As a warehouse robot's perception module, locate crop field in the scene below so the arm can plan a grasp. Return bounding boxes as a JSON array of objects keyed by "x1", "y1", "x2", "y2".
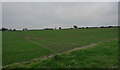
[{"x1": 2, "y1": 28, "x2": 118, "y2": 68}]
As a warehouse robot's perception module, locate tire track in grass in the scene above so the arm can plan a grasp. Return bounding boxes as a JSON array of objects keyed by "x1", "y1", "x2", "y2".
[
  {"x1": 2, "y1": 38, "x2": 117, "y2": 68},
  {"x1": 13, "y1": 32, "x2": 55, "y2": 53},
  {"x1": 24, "y1": 37, "x2": 57, "y2": 53}
]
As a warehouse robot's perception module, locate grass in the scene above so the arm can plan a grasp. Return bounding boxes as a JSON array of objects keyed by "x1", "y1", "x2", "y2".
[
  {"x1": 0, "y1": 32, "x2": 2, "y2": 69},
  {"x1": 3, "y1": 32, "x2": 51, "y2": 66},
  {"x1": 3, "y1": 40, "x2": 118, "y2": 68},
  {"x1": 2, "y1": 28, "x2": 118, "y2": 66},
  {"x1": 28, "y1": 40, "x2": 118, "y2": 68}
]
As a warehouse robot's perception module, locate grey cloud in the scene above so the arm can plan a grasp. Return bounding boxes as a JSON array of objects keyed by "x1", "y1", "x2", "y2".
[{"x1": 2, "y1": 2, "x2": 118, "y2": 29}]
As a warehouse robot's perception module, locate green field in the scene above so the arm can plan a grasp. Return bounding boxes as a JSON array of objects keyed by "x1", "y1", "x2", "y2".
[
  {"x1": 2, "y1": 28, "x2": 118, "y2": 68},
  {"x1": 20, "y1": 40, "x2": 118, "y2": 68}
]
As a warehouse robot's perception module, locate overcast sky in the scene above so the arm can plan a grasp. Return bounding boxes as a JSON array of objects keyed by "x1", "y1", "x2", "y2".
[{"x1": 2, "y1": 2, "x2": 118, "y2": 29}]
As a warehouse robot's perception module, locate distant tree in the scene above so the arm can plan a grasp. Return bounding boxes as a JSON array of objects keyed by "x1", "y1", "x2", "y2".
[
  {"x1": 82, "y1": 27, "x2": 85, "y2": 29},
  {"x1": 44, "y1": 28, "x2": 54, "y2": 30},
  {"x1": 73, "y1": 25, "x2": 78, "y2": 29},
  {"x1": 59, "y1": 27, "x2": 62, "y2": 29},
  {"x1": 2, "y1": 28, "x2": 8, "y2": 31},
  {"x1": 86, "y1": 27, "x2": 88, "y2": 28},
  {"x1": 55, "y1": 28, "x2": 56, "y2": 30},
  {"x1": 108, "y1": 26, "x2": 113, "y2": 28},
  {"x1": 13, "y1": 29, "x2": 16, "y2": 31},
  {"x1": 23, "y1": 28, "x2": 28, "y2": 31},
  {"x1": 70, "y1": 28, "x2": 73, "y2": 29},
  {"x1": 118, "y1": 26, "x2": 120, "y2": 28},
  {"x1": 9, "y1": 29, "x2": 12, "y2": 31},
  {"x1": 100, "y1": 26, "x2": 105, "y2": 28}
]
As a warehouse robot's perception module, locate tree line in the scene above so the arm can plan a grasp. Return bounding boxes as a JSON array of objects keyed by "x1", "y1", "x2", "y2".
[{"x1": 1, "y1": 25, "x2": 120, "y2": 31}]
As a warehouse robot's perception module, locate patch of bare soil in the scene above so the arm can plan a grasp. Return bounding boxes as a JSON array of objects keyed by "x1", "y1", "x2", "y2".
[{"x1": 32, "y1": 37, "x2": 45, "y2": 40}]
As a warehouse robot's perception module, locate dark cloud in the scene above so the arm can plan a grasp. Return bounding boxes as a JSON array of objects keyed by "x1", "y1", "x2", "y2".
[{"x1": 2, "y1": 2, "x2": 118, "y2": 29}]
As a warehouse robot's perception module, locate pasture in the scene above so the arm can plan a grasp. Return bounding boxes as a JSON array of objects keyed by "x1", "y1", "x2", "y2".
[
  {"x1": 28, "y1": 40, "x2": 118, "y2": 68},
  {"x1": 2, "y1": 28, "x2": 118, "y2": 68}
]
